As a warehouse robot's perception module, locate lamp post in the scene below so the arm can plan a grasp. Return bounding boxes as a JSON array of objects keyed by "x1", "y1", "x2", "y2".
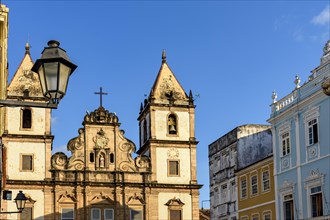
[
  {"x1": 0, "y1": 40, "x2": 77, "y2": 214},
  {"x1": 0, "y1": 191, "x2": 27, "y2": 214},
  {"x1": 0, "y1": 40, "x2": 77, "y2": 108}
]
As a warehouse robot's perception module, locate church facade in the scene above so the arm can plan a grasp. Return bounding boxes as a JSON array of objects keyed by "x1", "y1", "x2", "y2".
[{"x1": 0, "y1": 29, "x2": 201, "y2": 220}]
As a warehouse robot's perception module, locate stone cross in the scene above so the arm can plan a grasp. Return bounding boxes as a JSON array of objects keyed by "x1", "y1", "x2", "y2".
[{"x1": 94, "y1": 87, "x2": 108, "y2": 107}]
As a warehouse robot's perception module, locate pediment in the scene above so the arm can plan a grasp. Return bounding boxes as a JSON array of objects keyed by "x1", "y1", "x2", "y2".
[
  {"x1": 150, "y1": 61, "x2": 188, "y2": 101},
  {"x1": 58, "y1": 191, "x2": 77, "y2": 203},
  {"x1": 127, "y1": 193, "x2": 145, "y2": 205},
  {"x1": 7, "y1": 53, "x2": 43, "y2": 98},
  {"x1": 90, "y1": 192, "x2": 113, "y2": 204}
]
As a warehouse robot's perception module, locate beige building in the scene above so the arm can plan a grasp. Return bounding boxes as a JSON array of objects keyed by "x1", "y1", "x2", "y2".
[{"x1": 0, "y1": 39, "x2": 201, "y2": 219}]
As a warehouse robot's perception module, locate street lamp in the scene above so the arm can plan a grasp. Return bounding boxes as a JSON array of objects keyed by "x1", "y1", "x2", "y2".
[
  {"x1": 0, "y1": 191, "x2": 28, "y2": 214},
  {"x1": 0, "y1": 40, "x2": 77, "y2": 109},
  {"x1": 14, "y1": 191, "x2": 27, "y2": 212}
]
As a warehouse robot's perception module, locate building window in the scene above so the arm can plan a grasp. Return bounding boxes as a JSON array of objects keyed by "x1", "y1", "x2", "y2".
[
  {"x1": 169, "y1": 210, "x2": 182, "y2": 220},
  {"x1": 281, "y1": 132, "x2": 290, "y2": 156},
  {"x1": 91, "y1": 208, "x2": 101, "y2": 220},
  {"x1": 21, "y1": 154, "x2": 33, "y2": 171},
  {"x1": 22, "y1": 108, "x2": 32, "y2": 129},
  {"x1": 221, "y1": 184, "x2": 227, "y2": 202},
  {"x1": 240, "y1": 216, "x2": 248, "y2": 220},
  {"x1": 168, "y1": 160, "x2": 179, "y2": 176},
  {"x1": 109, "y1": 153, "x2": 114, "y2": 163},
  {"x1": 252, "y1": 214, "x2": 259, "y2": 220},
  {"x1": 143, "y1": 120, "x2": 147, "y2": 143},
  {"x1": 311, "y1": 186, "x2": 323, "y2": 217},
  {"x1": 91, "y1": 208, "x2": 114, "y2": 220},
  {"x1": 240, "y1": 177, "x2": 247, "y2": 199},
  {"x1": 130, "y1": 209, "x2": 143, "y2": 220},
  {"x1": 168, "y1": 114, "x2": 177, "y2": 135},
  {"x1": 104, "y1": 209, "x2": 114, "y2": 220},
  {"x1": 90, "y1": 152, "x2": 95, "y2": 163},
  {"x1": 262, "y1": 170, "x2": 270, "y2": 192},
  {"x1": 251, "y1": 174, "x2": 258, "y2": 195},
  {"x1": 263, "y1": 211, "x2": 271, "y2": 220},
  {"x1": 308, "y1": 118, "x2": 318, "y2": 145},
  {"x1": 283, "y1": 194, "x2": 294, "y2": 220},
  {"x1": 61, "y1": 208, "x2": 74, "y2": 220}
]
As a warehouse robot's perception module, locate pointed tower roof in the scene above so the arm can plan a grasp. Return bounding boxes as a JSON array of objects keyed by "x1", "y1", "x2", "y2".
[
  {"x1": 149, "y1": 50, "x2": 188, "y2": 103},
  {"x1": 7, "y1": 43, "x2": 43, "y2": 98}
]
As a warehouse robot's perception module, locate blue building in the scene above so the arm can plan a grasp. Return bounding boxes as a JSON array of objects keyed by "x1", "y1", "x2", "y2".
[{"x1": 268, "y1": 40, "x2": 330, "y2": 220}]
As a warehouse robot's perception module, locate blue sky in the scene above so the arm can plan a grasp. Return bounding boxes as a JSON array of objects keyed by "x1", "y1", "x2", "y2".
[{"x1": 3, "y1": 1, "x2": 330, "y2": 208}]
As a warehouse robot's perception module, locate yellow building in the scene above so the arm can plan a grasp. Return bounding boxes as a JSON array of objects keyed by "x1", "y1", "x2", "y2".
[{"x1": 237, "y1": 156, "x2": 275, "y2": 220}]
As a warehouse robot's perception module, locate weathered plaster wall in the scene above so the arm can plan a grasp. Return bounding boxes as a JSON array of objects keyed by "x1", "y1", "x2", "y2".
[
  {"x1": 237, "y1": 129, "x2": 272, "y2": 169},
  {"x1": 7, "y1": 142, "x2": 46, "y2": 180},
  {"x1": 155, "y1": 110, "x2": 190, "y2": 140},
  {"x1": 6, "y1": 107, "x2": 47, "y2": 135},
  {"x1": 158, "y1": 192, "x2": 192, "y2": 220},
  {"x1": 156, "y1": 148, "x2": 191, "y2": 184}
]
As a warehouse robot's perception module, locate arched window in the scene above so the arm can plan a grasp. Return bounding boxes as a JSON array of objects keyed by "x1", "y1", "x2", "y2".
[
  {"x1": 22, "y1": 108, "x2": 32, "y2": 129},
  {"x1": 168, "y1": 114, "x2": 177, "y2": 135}
]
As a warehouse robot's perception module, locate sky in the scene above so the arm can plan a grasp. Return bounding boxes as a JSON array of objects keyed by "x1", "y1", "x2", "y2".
[{"x1": 3, "y1": 0, "x2": 330, "y2": 208}]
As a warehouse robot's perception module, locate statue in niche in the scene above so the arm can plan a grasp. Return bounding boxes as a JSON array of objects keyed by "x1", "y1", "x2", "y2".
[{"x1": 99, "y1": 154, "x2": 105, "y2": 168}]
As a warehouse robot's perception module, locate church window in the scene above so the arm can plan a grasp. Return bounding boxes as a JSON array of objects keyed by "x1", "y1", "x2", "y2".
[
  {"x1": 169, "y1": 210, "x2": 182, "y2": 220},
  {"x1": 168, "y1": 114, "x2": 177, "y2": 135},
  {"x1": 143, "y1": 120, "x2": 147, "y2": 143},
  {"x1": 104, "y1": 209, "x2": 114, "y2": 220},
  {"x1": 21, "y1": 154, "x2": 33, "y2": 171},
  {"x1": 90, "y1": 153, "x2": 95, "y2": 163},
  {"x1": 61, "y1": 208, "x2": 74, "y2": 220},
  {"x1": 110, "y1": 153, "x2": 114, "y2": 163},
  {"x1": 168, "y1": 160, "x2": 179, "y2": 176},
  {"x1": 130, "y1": 209, "x2": 143, "y2": 220},
  {"x1": 91, "y1": 208, "x2": 101, "y2": 220},
  {"x1": 22, "y1": 108, "x2": 32, "y2": 129}
]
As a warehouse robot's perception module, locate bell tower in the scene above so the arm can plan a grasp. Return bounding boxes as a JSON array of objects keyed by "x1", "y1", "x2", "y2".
[{"x1": 137, "y1": 50, "x2": 198, "y2": 184}]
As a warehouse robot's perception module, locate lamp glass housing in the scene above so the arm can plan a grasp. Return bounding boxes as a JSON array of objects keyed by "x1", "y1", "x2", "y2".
[{"x1": 14, "y1": 191, "x2": 27, "y2": 212}]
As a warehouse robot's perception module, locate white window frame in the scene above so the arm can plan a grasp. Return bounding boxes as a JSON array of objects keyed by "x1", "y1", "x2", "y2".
[
  {"x1": 278, "y1": 123, "x2": 291, "y2": 157},
  {"x1": 262, "y1": 210, "x2": 272, "y2": 220},
  {"x1": 61, "y1": 208, "x2": 74, "y2": 220},
  {"x1": 91, "y1": 208, "x2": 101, "y2": 220},
  {"x1": 281, "y1": 132, "x2": 290, "y2": 156},
  {"x1": 104, "y1": 208, "x2": 114, "y2": 220},
  {"x1": 250, "y1": 173, "x2": 258, "y2": 196},
  {"x1": 283, "y1": 194, "x2": 294, "y2": 220},
  {"x1": 304, "y1": 107, "x2": 320, "y2": 147},
  {"x1": 240, "y1": 176, "x2": 247, "y2": 200},
  {"x1": 262, "y1": 169, "x2": 270, "y2": 192}
]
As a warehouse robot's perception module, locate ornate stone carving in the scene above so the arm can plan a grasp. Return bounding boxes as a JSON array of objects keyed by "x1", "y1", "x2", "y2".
[
  {"x1": 321, "y1": 40, "x2": 330, "y2": 64},
  {"x1": 127, "y1": 193, "x2": 145, "y2": 205},
  {"x1": 84, "y1": 106, "x2": 119, "y2": 125},
  {"x1": 67, "y1": 128, "x2": 84, "y2": 152},
  {"x1": 135, "y1": 155, "x2": 151, "y2": 170},
  {"x1": 93, "y1": 129, "x2": 109, "y2": 149},
  {"x1": 160, "y1": 75, "x2": 183, "y2": 100},
  {"x1": 165, "y1": 197, "x2": 185, "y2": 206},
  {"x1": 57, "y1": 191, "x2": 77, "y2": 203},
  {"x1": 167, "y1": 148, "x2": 179, "y2": 159},
  {"x1": 51, "y1": 152, "x2": 68, "y2": 170},
  {"x1": 321, "y1": 77, "x2": 330, "y2": 96}
]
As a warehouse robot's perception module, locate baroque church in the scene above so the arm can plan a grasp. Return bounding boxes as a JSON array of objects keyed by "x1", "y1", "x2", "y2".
[{"x1": 0, "y1": 6, "x2": 201, "y2": 219}]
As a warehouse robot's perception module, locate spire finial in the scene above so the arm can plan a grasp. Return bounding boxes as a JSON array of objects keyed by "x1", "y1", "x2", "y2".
[
  {"x1": 25, "y1": 42, "x2": 30, "y2": 55},
  {"x1": 162, "y1": 49, "x2": 166, "y2": 63}
]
